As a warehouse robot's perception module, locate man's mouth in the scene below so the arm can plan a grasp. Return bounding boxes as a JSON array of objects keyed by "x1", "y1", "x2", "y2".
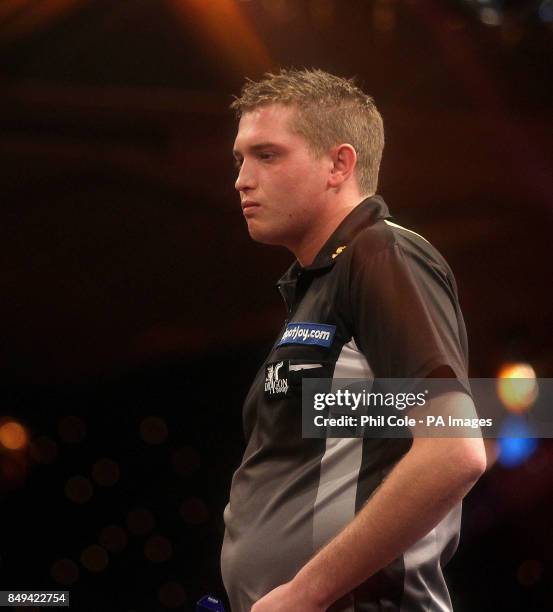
[{"x1": 241, "y1": 200, "x2": 260, "y2": 210}]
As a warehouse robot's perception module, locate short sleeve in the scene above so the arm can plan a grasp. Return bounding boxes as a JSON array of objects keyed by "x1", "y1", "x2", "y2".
[{"x1": 349, "y1": 242, "x2": 469, "y2": 387}]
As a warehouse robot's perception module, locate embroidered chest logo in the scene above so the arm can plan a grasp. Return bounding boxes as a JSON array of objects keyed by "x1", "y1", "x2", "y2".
[
  {"x1": 277, "y1": 322, "x2": 336, "y2": 348},
  {"x1": 265, "y1": 360, "x2": 289, "y2": 400}
]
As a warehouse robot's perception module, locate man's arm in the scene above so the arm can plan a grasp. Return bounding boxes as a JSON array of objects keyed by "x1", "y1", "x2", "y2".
[{"x1": 252, "y1": 391, "x2": 486, "y2": 611}]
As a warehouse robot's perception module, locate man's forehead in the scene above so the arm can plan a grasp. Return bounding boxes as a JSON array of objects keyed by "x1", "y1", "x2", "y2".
[{"x1": 233, "y1": 103, "x2": 299, "y2": 151}]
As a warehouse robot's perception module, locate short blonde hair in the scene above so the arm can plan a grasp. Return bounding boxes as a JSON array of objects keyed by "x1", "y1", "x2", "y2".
[{"x1": 231, "y1": 68, "x2": 384, "y2": 195}]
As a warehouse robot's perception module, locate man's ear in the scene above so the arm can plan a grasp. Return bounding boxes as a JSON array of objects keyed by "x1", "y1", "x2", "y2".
[{"x1": 328, "y1": 144, "x2": 357, "y2": 189}]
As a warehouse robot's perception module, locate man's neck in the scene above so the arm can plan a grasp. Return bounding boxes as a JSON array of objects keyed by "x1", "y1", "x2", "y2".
[{"x1": 293, "y1": 196, "x2": 369, "y2": 267}]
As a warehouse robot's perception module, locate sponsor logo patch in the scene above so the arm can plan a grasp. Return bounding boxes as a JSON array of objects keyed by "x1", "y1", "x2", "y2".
[
  {"x1": 277, "y1": 322, "x2": 336, "y2": 348},
  {"x1": 264, "y1": 360, "x2": 289, "y2": 400}
]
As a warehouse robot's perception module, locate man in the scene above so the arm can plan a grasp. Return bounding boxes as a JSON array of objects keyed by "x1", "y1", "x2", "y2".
[{"x1": 221, "y1": 68, "x2": 485, "y2": 611}]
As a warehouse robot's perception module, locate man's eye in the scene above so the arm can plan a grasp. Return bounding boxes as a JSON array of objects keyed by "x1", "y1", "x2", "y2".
[
  {"x1": 259, "y1": 152, "x2": 274, "y2": 161},
  {"x1": 234, "y1": 159, "x2": 243, "y2": 170}
]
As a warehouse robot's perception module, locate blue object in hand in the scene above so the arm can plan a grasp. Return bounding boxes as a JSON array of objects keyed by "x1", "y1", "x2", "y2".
[{"x1": 196, "y1": 595, "x2": 226, "y2": 612}]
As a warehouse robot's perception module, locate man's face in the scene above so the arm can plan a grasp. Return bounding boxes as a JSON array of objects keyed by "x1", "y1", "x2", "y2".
[{"x1": 233, "y1": 103, "x2": 331, "y2": 248}]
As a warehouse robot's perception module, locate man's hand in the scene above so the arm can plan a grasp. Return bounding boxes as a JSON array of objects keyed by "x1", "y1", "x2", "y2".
[{"x1": 251, "y1": 580, "x2": 326, "y2": 612}]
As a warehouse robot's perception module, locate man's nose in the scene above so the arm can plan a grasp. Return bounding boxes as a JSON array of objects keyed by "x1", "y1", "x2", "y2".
[{"x1": 235, "y1": 160, "x2": 256, "y2": 193}]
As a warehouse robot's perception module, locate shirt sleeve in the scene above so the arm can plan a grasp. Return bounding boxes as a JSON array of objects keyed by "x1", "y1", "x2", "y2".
[{"x1": 349, "y1": 241, "x2": 469, "y2": 391}]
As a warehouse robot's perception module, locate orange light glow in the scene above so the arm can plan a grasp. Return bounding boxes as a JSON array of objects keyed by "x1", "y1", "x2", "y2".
[
  {"x1": 496, "y1": 362, "x2": 538, "y2": 413},
  {"x1": 99, "y1": 525, "x2": 128, "y2": 554},
  {"x1": 50, "y1": 558, "x2": 79, "y2": 586},
  {"x1": 0, "y1": 420, "x2": 29, "y2": 450},
  {"x1": 168, "y1": 0, "x2": 274, "y2": 75},
  {"x1": 80, "y1": 545, "x2": 109, "y2": 572},
  {"x1": 140, "y1": 416, "x2": 168, "y2": 445},
  {"x1": 65, "y1": 475, "x2": 93, "y2": 504},
  {"x1": 144, "y1": 535, "x2": 173, "y2": 563}
]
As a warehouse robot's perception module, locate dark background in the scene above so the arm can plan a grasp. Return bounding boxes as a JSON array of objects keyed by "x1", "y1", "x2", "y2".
[{"x1": 1, "y1": 0, "x2": 552, "y2": 610}]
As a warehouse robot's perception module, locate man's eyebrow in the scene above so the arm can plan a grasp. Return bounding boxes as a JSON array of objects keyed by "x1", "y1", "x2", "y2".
[{"x1": 233, "y1": 142, "x2": 283, "y2": 157}]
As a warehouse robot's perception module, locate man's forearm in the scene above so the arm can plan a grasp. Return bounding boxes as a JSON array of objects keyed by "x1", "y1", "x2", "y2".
[{"x1": 292, "y1": 393, "x2": 486, "y2": 609}]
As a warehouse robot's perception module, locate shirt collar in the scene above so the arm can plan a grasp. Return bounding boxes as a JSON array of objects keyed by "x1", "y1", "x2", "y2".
[{"x1": 278, "y1": 195, "x2": 391, "y2": 284}]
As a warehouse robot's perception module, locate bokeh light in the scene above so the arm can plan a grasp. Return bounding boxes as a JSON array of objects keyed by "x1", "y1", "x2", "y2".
[
  {"x1": 158, "y1": 581, "x2": 187, "y2": 608},
  {"x1": 497, "y1": 416, "x2": 538, "y2": 468},
  {"x1": 99, "y1": 525, "x2": 128, "y2": 554},
  {"x1": 497, "y1": 362, "x2": 538, "y2": 413},
  {"x1": 91, "y1": 458, "x2": 120, "y2": 486},
  {"x1": 480, "y1": 6, "x2": 502, "y2": 26},
  {"x1": 80, "y1": 545, "x2": 109, "y2": 572},
  {"x1": 139, "y1": 416, "x2": 168, "y2": 445},
  {"x1": 64, "y1": 476, "x2": 93, "y2": 504},
  {"x1": 144, "y1": 535, "x2": 172, "y2": 563},
  {"x1": 539, "y1": 0, "x2": 553, "y2": 23},
  {"x1": 0, "y1": 420, "x2": 29, "y2": 450},
  {"x1": 126, "y1": 507, "x2": 155, "y2": 535},
  {"x1": 50, "y1": 558, "x2": 79, "y2": 585}
]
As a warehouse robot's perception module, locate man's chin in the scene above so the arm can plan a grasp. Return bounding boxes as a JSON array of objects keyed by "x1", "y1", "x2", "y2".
[{"x1": 246, "y1": 222, "x2": 283, "y2": 246}]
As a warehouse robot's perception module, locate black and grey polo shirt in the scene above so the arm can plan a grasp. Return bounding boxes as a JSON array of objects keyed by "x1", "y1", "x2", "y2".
[{"x1": 221, "y1": 195, "x2": 469, "y2": 612}]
